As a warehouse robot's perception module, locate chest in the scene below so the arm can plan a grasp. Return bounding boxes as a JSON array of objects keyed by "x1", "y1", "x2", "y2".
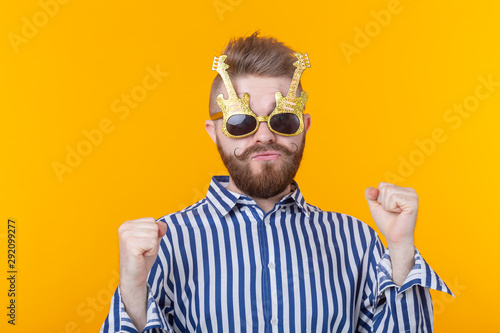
[{"x1": 165, "y1": 211, "x2": 368, "y2": 332}]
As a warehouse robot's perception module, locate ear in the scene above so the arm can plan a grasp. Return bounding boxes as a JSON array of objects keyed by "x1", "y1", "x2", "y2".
[
  {"x1": 205, "y1": 119, "x2": 217, "y2": 144},
  {"x1": 303, "y1": 113, "x2": 311, "y2": 133}
]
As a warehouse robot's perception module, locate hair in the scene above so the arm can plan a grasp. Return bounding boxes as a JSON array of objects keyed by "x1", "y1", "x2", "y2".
[{"x1": 209, "y1": 31, "x2": 303, "y2": 116}]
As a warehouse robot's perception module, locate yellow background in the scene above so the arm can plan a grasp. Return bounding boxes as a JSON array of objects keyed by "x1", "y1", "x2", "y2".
[{"x1": 1, "y1": 0, "x2": 499, "y2": 331}]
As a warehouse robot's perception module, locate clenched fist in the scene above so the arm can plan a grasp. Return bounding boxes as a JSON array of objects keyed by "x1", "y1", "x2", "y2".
[
  {"x1": 117, "y1": 217, "x2": 167, "y2": 331},
  {"x1": 365, "y1": 182, "x2": 418, "y2": 247},
  {"x1": 118, "y1": 217, "x2": 167, "y2": 288},
  {"x1": 365, "y1": 183, "x2": 418, "y2": 285}
]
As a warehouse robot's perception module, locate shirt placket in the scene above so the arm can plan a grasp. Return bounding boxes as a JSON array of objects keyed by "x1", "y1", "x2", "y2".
[{"x1": 247, "y1": 205, "x2": 280, "y2": 332}]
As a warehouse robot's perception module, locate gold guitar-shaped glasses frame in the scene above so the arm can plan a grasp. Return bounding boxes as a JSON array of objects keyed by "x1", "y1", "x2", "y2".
[{"x1": 210, "y1": 52, "x2": 311, "y2": 139}]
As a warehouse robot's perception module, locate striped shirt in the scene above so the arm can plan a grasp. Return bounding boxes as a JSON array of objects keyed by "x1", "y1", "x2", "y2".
[{"x1": 101, "y1": 175, "x2": 453, "y2": 332}]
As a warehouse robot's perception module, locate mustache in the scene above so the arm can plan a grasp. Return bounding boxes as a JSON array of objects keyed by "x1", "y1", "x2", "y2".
[{"x1": 234, "y1": 143, "x2": 299, "y2": 161}]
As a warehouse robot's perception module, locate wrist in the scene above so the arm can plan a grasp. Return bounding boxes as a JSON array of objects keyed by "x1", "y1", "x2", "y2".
[
  {"x1": 387, "y1": 242, "x2": 415, "y2": 286},
  {"x1": 119, "y1": 270, "x2": 148, "y2": 289},
  {"x1": 387, "y1": 241, "x2": 414, "y2": 258},
  {"x1": 387, "y1": 237, "x2": 414, "y2": 252},
  {"x1": 120, "y1": 281, "x2": 148, "y2": 297}
]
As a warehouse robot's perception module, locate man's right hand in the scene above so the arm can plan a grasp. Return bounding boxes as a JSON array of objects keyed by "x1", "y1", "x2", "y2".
[
  {"x1": 117, "y1": 217, "x2": 167, "y2": 331},
  {"x1": 118, "y1": 217, "x2": 167, "y2": 288}
]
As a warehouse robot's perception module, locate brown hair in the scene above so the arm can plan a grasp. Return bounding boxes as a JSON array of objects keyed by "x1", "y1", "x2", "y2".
[{"x1": 209, "y1": 31, "x2": 303, "y2": 116}]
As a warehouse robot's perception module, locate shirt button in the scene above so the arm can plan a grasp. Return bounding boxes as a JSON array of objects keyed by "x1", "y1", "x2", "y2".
[
  {"x1": 270, "y1": 318, "x2": 278, "y2": 326},
  {"x1": 268, "y1": 262, "x2": 275, "y2": 269},
  {"x1": 265, "y1": 218, "x2": 270, "y2": 225}
]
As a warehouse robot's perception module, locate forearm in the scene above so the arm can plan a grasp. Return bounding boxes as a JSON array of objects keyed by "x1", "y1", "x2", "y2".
[
  {"x1": 387, "y1": 241, "x2": 415, "y2": 286},
  {"x1": 119, "y1": 282, "x2": 148, "y2": 332}
]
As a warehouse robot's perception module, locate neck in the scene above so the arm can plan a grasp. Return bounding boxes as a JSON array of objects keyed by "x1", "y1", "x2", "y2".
[{"x1": 226, "y1": 177, "x2": 293, "y2": 214}]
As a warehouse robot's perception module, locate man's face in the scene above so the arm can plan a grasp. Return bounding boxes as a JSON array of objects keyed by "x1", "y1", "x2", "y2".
[{"x1": 206, "y1": 75, "x2": 311, "y2": 199}]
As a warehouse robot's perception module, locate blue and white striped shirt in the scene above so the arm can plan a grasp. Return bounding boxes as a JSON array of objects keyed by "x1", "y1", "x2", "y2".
[{"x1": 101, "y1": 175, "x2": 453, "y2": 332}]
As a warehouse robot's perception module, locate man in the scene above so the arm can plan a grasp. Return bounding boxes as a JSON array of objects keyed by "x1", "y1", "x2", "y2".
[{"x1": 101, "y1": 32, "x2": 453, "y2": 332}]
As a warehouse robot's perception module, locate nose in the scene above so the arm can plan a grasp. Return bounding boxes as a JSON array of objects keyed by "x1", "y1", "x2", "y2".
[{"x1": 253, "y1": 119, "x2": 276, "y2": 144}]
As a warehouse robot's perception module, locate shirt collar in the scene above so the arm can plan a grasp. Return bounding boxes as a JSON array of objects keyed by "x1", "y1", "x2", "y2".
[{"x1": 206, "y1": 175, "x2": 311, "y2": 217}]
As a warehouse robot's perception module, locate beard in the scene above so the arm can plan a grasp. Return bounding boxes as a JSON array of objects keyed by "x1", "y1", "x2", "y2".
[{"x1": 217, "y1": 137, "x2": 305, "y2": 199}]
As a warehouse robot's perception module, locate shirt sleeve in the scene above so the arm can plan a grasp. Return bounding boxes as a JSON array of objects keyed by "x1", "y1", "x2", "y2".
[
  {"x1": 100, "y1": 237, "x2": 175, "y2": 333},
  {"x1": 357, "y1": 237, "x2": 454, "y2": 332}
]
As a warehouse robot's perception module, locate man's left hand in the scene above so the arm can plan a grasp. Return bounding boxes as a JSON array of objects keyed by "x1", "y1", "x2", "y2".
[
  {"x1": 365, "y1": 182, "x2": 418, "y2": 285},
  {"x1": 365, "y1": 182, "x2": 418, "y2": 247}
]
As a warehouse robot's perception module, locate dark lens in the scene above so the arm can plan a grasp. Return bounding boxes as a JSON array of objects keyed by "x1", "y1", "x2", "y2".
[
  {"x1": 227, "y1": 114, "x2": 257, "y2": 137},
  {"x1": 269, "y1": 113, "x2": 300, "y2": 135}
]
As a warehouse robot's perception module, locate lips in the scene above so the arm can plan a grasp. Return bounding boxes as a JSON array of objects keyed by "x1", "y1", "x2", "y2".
[{"x1": 251, "y1": 151, "x2": 281, "y2": 161}]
